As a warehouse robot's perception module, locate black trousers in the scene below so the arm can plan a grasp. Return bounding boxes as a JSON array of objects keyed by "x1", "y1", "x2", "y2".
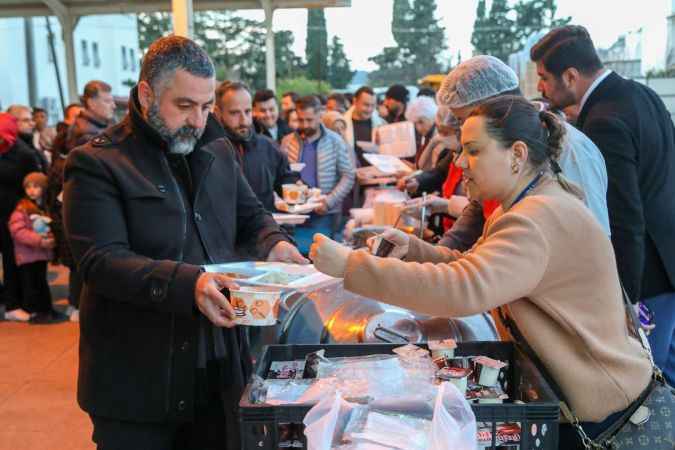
[
  {"x1": 0, "y1": 219, "x2": 22, "y2": 310},
  {"x1": 68, "y1": 266, "x2": 83, "y2": 308},
  {"x1": 91, "y1": 396, "x2": 231, "y2": 450},
  {"x1": 18, "y1": 261, "x2": 52, "y2": 314}
]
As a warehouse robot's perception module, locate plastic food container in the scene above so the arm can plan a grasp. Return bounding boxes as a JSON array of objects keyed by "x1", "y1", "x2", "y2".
[
  {"x1": 473, "y1": 356, "x2": 507, "y2": 387},
  {"x1": 230, "y1": 286, "x2": 283, "y2": 326},
  {"x1": 282, "y1": 184, "x2": 308, "y2": 205},
  {"x1": 428, "y1": 339, "x2": 457, "y2": 361}
]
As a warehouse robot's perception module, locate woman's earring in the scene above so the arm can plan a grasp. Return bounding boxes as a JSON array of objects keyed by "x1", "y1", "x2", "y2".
[{"x1": 511, "y1": 161, "x2": 520, "y2": 174}]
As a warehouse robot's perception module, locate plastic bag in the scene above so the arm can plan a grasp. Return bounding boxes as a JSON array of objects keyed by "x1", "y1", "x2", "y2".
[
  {"x1": 428, "y1": 382, "x2": 477, "y2": 450},
  {"x1": 345, "y1": 410, "x2": 432, "y2": 450},
  {"x1": 304, "y1": 382, "x2": 477, "y2": 450},
  {"x1": 304, "y1": 391, "x2": 356, "y2": 450}
]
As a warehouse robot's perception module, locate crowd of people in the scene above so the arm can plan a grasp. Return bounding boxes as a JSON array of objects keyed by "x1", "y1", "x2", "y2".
[{"x1": 0, "y1": 24, "x2": 673, "y2": 450}]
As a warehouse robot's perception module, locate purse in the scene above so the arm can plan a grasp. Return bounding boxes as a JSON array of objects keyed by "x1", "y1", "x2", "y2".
[{"x1": 498, "y1": 286, "x2": 675, "y2": 450}]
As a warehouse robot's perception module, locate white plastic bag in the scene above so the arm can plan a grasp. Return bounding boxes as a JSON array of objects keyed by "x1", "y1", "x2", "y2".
[
  {"x1": 304, "y1": 382, "x2": 477, "y2": 450},
  {"x1": 429, "y1": 382, "x2": 477, "y2": 450},
  {"x1": 303, "y1": 391, "x2": 355, "y2": 450}
]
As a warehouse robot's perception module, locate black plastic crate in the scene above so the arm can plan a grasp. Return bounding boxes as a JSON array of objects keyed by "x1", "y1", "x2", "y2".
[{"x1": 239, "y1": 342, "x2": 560, "y2": 450}]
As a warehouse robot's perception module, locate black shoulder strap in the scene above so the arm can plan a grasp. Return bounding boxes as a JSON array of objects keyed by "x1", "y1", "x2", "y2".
[
  {"x1": 498, "y1": 282, "x2": 654, "y2": 417},
  {"x1": 497, "y1": 306, "x2": 569, "y2": 404}
]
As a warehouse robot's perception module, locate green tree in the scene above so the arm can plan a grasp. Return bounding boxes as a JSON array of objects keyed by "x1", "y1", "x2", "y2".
[
  {"x1": 275, "y1": 30, "x2": 304, "y2": 79},
  {"x1": 470, "y1": 0, "x2": 516, "y2": 63},
  {"x1": 137, "y1": 12, "x2": 172, "y2": 52},
  {"x1": 471, "y1": 0, "x2": 571, "y2": 63},
  {"x1": 327, "y1": 36, "x2": 354, "y2": 89},
  {"x1": 136, "y1": 11, "x2": 303, "y2": 91},
  {"x1": 305, "y1": 8, "x2": 328, "y2": 82},
  {"x1": 277, "y1": 77, "x2": 331, "y2": 97},
  {"x1": 368, "y1": 0, "x2": 447, "y2": 86},
  {"x1": 513, "y1": 0, "x2": 571, "y2": 47}
]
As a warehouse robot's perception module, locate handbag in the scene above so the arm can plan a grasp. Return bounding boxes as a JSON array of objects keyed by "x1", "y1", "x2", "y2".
[{"x1": 498, "y1": 285, "x2": 675, "y2": 450}]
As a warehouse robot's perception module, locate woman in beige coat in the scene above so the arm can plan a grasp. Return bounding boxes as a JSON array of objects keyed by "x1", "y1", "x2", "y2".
[{"x1": 310, "y1": 96, "x2": 652, "y2": 449}]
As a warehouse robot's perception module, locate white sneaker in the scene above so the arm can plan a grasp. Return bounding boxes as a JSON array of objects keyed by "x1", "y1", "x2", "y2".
[
  {"x1": 5, "y1": 308, "x2": 31, "y2": 322},
  {"x1": 69, "y1": 309, "x2": 79, "y2": 322}
]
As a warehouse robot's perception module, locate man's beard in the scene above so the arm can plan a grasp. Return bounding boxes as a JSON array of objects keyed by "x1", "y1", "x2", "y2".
[
  {"x1": 387, "y1": 104, "x2": 401, "y2": 117},
  {"x1": 147, "y1": 102, "x2": 205, "y2": 155},
  {"x1": 231, "y1": 124, "x2": 253, "y2": 141},
  {"x1": 298, "y1": 127, "x2": 318, "y2": 140}
]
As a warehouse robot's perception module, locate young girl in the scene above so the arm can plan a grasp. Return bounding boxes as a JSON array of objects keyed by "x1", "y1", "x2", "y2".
[{"x1": 8, "y1": 172, "x2": 67, "y2": 324}]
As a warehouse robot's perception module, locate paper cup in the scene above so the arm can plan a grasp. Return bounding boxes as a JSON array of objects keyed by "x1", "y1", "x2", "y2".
[
  {"x1": 229, "y1": 286, "x2": 282, "y2": 326},
  {"x1": 472, "y1": 356, "x2": 507, "y2": 387},
  {"x1": 282, "y1": 184, "x2": 308, "y2": 205}
]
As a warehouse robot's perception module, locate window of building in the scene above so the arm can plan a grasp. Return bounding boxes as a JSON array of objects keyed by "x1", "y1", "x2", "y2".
[
  {"x1": 129, "y1": 48, "x2": 136, "y2": 72},
  {"x1": 92, "y1": 42, "x2": 101, "y2": 68},
  {"x1": 81, "y1": 40, "x2": 90, "y2": 66},
  {"x1": 121, "y1": 45, "x2": 128, "y2": 71}
]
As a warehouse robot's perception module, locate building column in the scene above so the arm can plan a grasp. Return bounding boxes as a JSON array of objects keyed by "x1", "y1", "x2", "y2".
[
  {"x1": 61, "y1": 15, "x2": 79, "y2": 103},
  {"x1": 261, "y1": 0, "x2": 276, "y2": 91},
  {"x1": 24, "y1": 17, "x2": 37, "y2": 106},
  {"x1": 43, "y1": 0, "x2": 79, "y2": 103},
  {"x1": 172, "y1": 0, "x2": 194, "y2": 38}
]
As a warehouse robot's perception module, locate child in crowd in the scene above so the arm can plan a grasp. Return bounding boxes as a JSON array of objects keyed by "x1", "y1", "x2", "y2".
[{"x1": 8, "y1": 172, "x2": 67, "y2": 324}]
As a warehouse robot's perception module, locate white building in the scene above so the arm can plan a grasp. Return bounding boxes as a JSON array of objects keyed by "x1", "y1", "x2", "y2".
[
  {"x1": 597, "y1": 30, "x2": 643, "y2": 79},
  {"x1": 0, "y1": 14, "x2": 139, "y2": 125},
  {"x1": 667, "y1": 0, "x2": 675, "y2": 68}
]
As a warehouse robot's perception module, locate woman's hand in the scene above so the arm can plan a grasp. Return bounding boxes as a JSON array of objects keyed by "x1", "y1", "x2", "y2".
[
  {"x1": 309, "y1": 233, "x2": 352, "y2": 278},
  {"x1": 404, "y1": 194, "x2": 449, "y2": 215},
  {"x1": 447, "y1": 195, "x2": 470, "y2": 217},
  {"x1": 366, "y1": 228, "x2": 410, "y2": 259}
]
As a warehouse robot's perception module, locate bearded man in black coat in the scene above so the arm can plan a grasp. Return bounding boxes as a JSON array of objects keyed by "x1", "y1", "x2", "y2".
[{"x1": 63, "y1": 36, "x2": 307, "y2": 450}]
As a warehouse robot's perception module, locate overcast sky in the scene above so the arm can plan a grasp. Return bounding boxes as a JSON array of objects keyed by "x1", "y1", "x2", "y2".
[{"x1": 237, "y1": 0, "x2": 672, "y2": 73}]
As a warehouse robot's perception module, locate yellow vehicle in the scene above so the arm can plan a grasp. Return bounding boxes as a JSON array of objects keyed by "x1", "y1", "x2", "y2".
[{"x1": 418, "y1": 74, "x2": 446, "y2": 90}]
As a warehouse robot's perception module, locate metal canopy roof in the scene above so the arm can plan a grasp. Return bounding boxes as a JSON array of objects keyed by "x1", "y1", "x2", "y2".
[{"x1": 0, "y1": 0, "x2": 350, "y2": 18}]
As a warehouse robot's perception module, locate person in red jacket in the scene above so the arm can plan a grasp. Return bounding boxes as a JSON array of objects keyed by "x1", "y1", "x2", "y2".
[{"x1": 8, "y1": 172, "x2": 67, "y2": 324}]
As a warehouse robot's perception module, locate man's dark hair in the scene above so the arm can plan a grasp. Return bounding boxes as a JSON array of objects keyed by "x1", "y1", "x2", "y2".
[
  {"x1": 215, "y1": 80, "x2": 250, "y2": 105},
  {"x1": 64, "y1": 103, "x2": 80, "y2": 116},
  {"x1": 530, "y1": 25, "x2": 603, "y2": 77},
  {"x1": 32, "y1": 107, "x2": 47, "y2": 115},
  {"x1": 417, "y1": 87, "x2": 436, "y2": 98},
  {"x1": 354, "y1": 86, "x2": 375, "y2": 100},
  {"x1": 253, "y1": 89, "x2": 276, "y2": 106},
  {"x1": 328, "y1": 92, "x2": 346, "y2": 104},
  {"x1": 139, "y1": 35, "x2": 214, "y2": 91},
  {"x1": 295, "y1": 95, "x2": 322, "y2": 112},
  {"x1": 385, "y1": 84, "x2": 410, "y2": 104},
  {"x1": 282, "y1": 91, "x2": 299, "y2": 102},
  {"x1": 82, "y1": 80, "x2": 112, "y2": 104}
]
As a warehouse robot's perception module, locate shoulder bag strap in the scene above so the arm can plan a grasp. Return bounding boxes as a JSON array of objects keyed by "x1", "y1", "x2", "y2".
[{"x1": 497, "y1": 282, "x2": 657, "y2": 450}]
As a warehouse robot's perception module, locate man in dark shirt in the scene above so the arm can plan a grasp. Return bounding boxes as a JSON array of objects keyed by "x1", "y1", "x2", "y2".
[
  {"x1": 6, "y1": 105, "x2": 48, "y2": 172},
  {"x1": 214, "y1": 81, "x2": 298, "y2": 212},
  {"x1": 0, "y1": 112, "x2": 40, "y2": 320},
  {"x1": 382, "y1": 84, "x2": 409, "y2": 123},
  {"x1": 252, "y1": 89, "x2": 292, "y2": 144},
  {"x1": 344, "y1": 86, "x2": 386, "y2": 167}
]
